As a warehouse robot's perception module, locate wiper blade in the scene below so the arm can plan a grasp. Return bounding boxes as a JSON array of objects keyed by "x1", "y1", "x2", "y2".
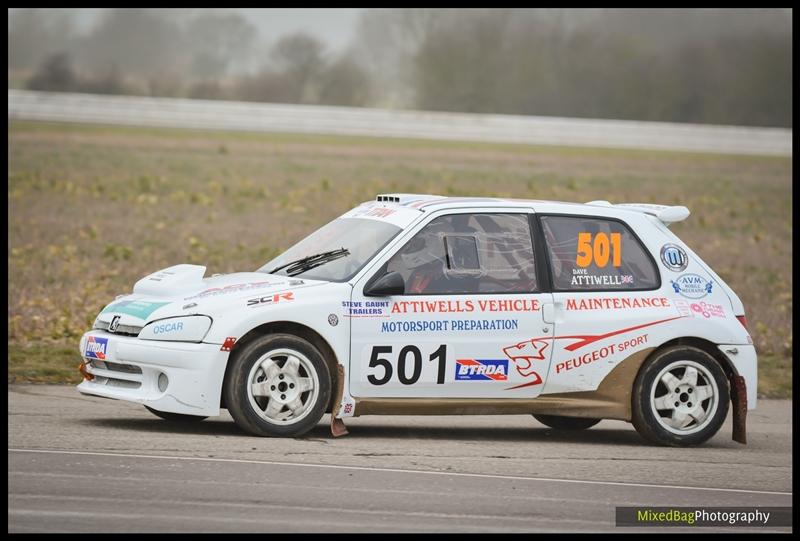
[
  {"x1": 285, "y1": 248, "x2": 350, "y2": 276},
  {"x1": 268, "y1": 248, "x2": 350, "y2": 276}
]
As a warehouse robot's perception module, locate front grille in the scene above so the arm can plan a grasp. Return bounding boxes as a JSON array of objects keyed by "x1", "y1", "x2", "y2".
[
  {"x1": 93, "y1": 320, "x2": 142, "y2": 336},
  {"x1": 103, "y1": 361, "x2": 143, "y2": 375},
  {"x1": 87, "y1": 360, "x2": 143, "y2": 389}
]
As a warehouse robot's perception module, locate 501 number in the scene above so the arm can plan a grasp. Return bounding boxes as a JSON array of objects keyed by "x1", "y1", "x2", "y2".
[
  {"x1": 367, "y1": 344, "x2": 447, "y2": 386},
  {"x1": 576, "y1": 232, "x2": 622, "y2": 268}
]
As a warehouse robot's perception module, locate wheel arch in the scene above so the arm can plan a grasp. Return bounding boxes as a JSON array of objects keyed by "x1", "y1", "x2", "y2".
[
  {"x1": 220, "y1": 320, "x2": 340, "y2": 411},
  {"x1": 648, "y1": 336, "x2": 737, "y2": 378}
]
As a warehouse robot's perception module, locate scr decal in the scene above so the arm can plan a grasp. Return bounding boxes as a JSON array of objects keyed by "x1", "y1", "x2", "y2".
[
  {"x1": 455, "y1": 359, "x2": 508, "y2": 381},
  {"x1": 85, "y1": 336, "x2": 108, "y2": 360},
  {"x1": 246, "y1": 292, "x2": 294, "y2": 307}
]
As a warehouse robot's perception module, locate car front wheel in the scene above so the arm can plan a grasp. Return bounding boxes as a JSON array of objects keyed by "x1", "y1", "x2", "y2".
[
  {"x1": 224, "y1": 334, "x2": 331, "y2": 438},
  {"x1": 632, "y1": 346, "x2": 729, "y2": 446}
]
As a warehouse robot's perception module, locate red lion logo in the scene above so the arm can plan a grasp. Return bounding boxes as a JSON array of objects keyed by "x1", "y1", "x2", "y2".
[{"x1": 502, "y1": 339, "x2": 549, "y2": 386}]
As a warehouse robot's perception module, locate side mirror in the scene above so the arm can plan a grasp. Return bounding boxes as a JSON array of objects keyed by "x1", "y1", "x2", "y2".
[{"x1": 364, "y1": 271, "x2": 405, "y2": 297}]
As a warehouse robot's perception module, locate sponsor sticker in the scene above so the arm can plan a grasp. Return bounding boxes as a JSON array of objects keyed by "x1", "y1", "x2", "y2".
[
  {"x1": 185, "y1": 281, "x2": 275, "y2": 300},
  {"x1": 101, "y1": 300, "x2": 170, "y2": 319},
  {"x1": 342, "y1": 300, "x2": 391, "y2": 317},
  {"x1": 391, "y1": 298, "x2": 539, "y2": 314},
  {"x1": 571, "y1": 268, "x2": 634, "y2": 287},
  {"x1": 555, "y1": 333, "x2": 649, "y2": 374},
  {"x1": 566, "y1": 297, "x2": 670, "y2": 310},
  {"x1": 152, "y1": 321, "x2": 184, "y2": 335},
  {"x1": 380, "y1": 318, "x2": 519, "y2": 333},
  {"x1": 85, "y1": 336, "x2": 108, "y2": 360},
  {"x1": 328, "y1": 314, "x2": 339, "y2": 326},
  {"x1": 660, "y1": 244, "x2": 688, "y2": 272},
  {"x1": 670, "y1": 274, "x2": 713, "y2": 299},
  {"x1": 455, "y1": 359, "x2": 509, "y2": 381},
  {"x1": 246, "y1": 292, "x2": 294, "y2": 307},
  {"x1": 675, "y1": 300, "x2": 726, "y2": 319},
  {"x1": 503, "y1": 339, "x2": 549, "y2": 388}
]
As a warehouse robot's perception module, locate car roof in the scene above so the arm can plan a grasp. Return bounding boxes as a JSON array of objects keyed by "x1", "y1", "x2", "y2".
[{"x1": 372, "y1": 193, "x2": 691, "y2": 225}]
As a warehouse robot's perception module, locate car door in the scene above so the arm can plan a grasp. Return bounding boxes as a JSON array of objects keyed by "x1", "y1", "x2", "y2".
[
  {"x1": 536, "y1": 212, "x2": 667, "y2": 395},
  {"x1": 349, "y1": 208, "x2": 555, "y2": 399}
]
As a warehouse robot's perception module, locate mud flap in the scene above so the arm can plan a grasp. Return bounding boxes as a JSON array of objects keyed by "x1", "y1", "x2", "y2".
[
  {"x1": 730, "y1": 374, "x2": 747, "y2": 444},
  {"x1": 330, "y1": 364, "x2": 349, "y2": 438},
  {"x1": 331, "y1": 416, "x2": 349, "y2": 438}
]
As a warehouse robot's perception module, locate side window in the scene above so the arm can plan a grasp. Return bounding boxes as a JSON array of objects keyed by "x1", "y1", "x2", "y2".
[
  {"x1": 540, "y1": 215, "x2": 659, "y2": 291},
  {"x1": 386, "y1": 213, "x2": 538, "y2": 295}
]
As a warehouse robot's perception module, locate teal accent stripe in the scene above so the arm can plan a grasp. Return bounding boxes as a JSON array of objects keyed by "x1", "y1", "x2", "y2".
[{"x1": 101, "y1": 300, "x2": 171, "y2": 319}]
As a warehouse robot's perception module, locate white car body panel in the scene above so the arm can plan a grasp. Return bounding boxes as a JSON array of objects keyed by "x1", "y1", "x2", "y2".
[{"x1": 77, "y1": 195, "x2": 758, "y2": 421}]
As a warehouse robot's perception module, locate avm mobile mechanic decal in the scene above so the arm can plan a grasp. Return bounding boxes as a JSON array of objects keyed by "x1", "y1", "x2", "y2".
[{"x1": 670, "y1": 274, "x2": 713, "y2": 299}]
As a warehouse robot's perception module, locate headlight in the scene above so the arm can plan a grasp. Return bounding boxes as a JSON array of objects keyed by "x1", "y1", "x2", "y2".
[{"x1": 138, "y1": 315, "x2": 212, "y2": 342}]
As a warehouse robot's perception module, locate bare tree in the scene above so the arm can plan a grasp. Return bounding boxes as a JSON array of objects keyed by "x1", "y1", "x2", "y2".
[
  {"x1": 184, "y1": 12, "x2": 258, "y2": 79},
  {"x1": 269, "y1": 32, "x2": 327, "y2": 103},
  {"x1": 9, "y1": 9, "x2": 76, "y2": 71}
]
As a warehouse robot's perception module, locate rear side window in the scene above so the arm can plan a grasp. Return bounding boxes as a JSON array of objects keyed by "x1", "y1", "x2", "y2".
[{"x1": 540, "y1": 215, "x2": 659, "y2": 291}]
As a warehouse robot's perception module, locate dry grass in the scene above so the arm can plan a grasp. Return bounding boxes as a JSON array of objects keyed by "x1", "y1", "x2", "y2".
[{"x1": 8, "y1": 121, "x2": 792, "y2": 396}]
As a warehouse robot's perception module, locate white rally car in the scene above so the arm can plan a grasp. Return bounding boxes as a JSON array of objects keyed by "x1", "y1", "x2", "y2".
[{"x1": 78, "y1": 194, "x2": 756, "y2": 446}]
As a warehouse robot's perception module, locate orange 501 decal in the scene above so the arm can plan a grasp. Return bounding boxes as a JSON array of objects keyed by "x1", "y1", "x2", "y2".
[{"x1": 576, "y1": 232, "x2": 622, "y2": 267}]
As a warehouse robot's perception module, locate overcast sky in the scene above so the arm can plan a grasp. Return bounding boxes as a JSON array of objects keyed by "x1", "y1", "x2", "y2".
[{"x1": 8, "y1": 8, "x2": 366, "y2": 52}]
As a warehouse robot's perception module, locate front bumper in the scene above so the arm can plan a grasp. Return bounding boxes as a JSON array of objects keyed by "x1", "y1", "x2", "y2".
[{"x1": 77, "y1": 331, "x2": 229, "y2": 417}]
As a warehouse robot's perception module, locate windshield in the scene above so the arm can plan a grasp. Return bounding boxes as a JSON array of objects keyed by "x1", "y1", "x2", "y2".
[{"x1": 258, "y1": 218, "x2": 402, "y2": 282}]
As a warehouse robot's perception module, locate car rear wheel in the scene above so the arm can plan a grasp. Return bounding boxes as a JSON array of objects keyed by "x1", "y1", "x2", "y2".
[
  {"x1": 224, "y1": 334, "x2": 331, "y2": 438},
  {"x1": 144, "y1": 406, "x2": 208, "y2": 422},
  {"x1": 533, "y1": 414, "x2": 601, "y2": 430},
  {"x1": 632, "y1": 346, "x2": 729, "y2": 446}
]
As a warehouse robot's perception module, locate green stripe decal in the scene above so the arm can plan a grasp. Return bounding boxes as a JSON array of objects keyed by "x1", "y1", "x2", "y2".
[{"x1": 101, "y1": 300, "x2": 171, "y2": 319}]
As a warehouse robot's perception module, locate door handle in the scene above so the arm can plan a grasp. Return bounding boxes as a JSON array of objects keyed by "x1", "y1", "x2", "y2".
[{"x1": 542, "y1": 302, "x2": 555, "y2": 324}]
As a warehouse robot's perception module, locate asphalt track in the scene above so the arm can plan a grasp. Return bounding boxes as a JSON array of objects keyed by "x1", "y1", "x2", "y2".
[{"x1": 8, "y1": 385, "x2": 792, "y2": 532}]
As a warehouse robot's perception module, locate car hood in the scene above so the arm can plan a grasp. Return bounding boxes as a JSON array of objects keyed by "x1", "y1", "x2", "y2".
[{"x1": 95, "y1": 264, "x2": 326, "y2": 325}]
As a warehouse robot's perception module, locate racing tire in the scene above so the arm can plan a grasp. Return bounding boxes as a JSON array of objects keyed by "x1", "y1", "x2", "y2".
[
  {"x1": 224, "y1": 333, "x2": 332, "y2": 438},
  {"x1": 144, "y1": 406, "x2": 208, "y2": 422},
  {"x1": 533, "y1": 414, "x2": 601, "y2": 430},
  {"x1": 632, "y1": 346, "x2": 729, "y2": 447}
]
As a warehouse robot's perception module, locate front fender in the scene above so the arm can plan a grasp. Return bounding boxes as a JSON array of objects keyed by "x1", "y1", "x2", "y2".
[{"x1": 204, "y1": 282, "x2": 353, "y2": 371}]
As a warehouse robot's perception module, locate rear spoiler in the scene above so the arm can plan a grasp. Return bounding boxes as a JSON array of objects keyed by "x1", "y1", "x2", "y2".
[{"x1": 585, "y1": 200, "x2": 690, "y2": 226}]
